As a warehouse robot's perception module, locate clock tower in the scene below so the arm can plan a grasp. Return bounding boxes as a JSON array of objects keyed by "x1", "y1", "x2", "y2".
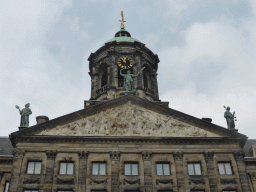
[{"x1": 87, "y1": 13, "x2": 160, "y2": 102}]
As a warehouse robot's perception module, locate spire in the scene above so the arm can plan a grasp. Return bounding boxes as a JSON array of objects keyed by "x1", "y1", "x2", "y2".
[{"x1": 119, "y1": 10, "x2": 126, "y2": 29}]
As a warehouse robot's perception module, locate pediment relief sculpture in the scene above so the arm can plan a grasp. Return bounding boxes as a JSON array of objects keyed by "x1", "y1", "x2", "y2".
[{"x1": 37, "y1": 102, "x2": 220, "y2": 137}]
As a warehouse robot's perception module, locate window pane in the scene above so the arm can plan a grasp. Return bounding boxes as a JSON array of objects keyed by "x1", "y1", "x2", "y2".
[
  {"x1": 131, "y1": 164, "x2": 138, "y2": 175},
  {"x1": 60, "y1": 163, "x2": 67, "y2": 174},
  {"x1": 4, "y1": 182, "x2": 9, "y2": 192},
  {"x1": 156, "y1": 164, "x2": 163, "y2": 175},
  {"x1": 92, "y1": 163, "x2": 99, "y2": 175},
  {"x1": 34, "y1": 162, "x2": 41, "y2": 174},
  {"x1": 218, "y1": 163, "x2": 225, "y2": 175},
  {"x1": 194, "y1": 164, "x2": 201, "y2": 175},
  {"x1": 67, "y1": 163, "x2": 74, "y2": 175},
  {"x1": 32, "y1": 191, "x2": 39, "y2": 192},
  {"x1": 163, "y1": 164, "x2": 170, "y2": 175},
  {"x1": 188, "y1": 164, "x2": 194, "y2": 175},
  {"x1": 224, "y1": 163, "x2": 232, "y2": 175},
  {"x1": 99, "y1": 163, "x2": 106, "y2": 175},
  {"x1": 125, "y1": 164, "x2": 131, "y2": 175},
  {"x1": 27, "y1": 162, "x2": 35, "y2": 174}
]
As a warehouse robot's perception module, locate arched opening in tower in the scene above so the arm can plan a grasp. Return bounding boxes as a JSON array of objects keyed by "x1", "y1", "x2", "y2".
[{"x1": 101, "y1": 72, "x2": 107, "y2": 87}]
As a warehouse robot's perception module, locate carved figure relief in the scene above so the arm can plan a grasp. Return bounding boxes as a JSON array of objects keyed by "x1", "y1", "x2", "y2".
[{"x1": 37, "y1": 102, "x2": 220, "y2": 137}]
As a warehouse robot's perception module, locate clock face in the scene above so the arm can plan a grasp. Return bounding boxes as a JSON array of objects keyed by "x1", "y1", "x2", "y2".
[{"x1": 117, "y1": 57, "x2": 134, "y2": 69}]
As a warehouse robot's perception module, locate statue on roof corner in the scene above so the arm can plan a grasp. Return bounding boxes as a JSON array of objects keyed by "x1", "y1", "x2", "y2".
[
  {"x1": 16, "y1": 103, "x2": 32, "y2": 127},
  {"x1": 224, "y1": 106, "x2": 237, "y2": 130},
  {"x1": 120, "y1": 67, "x2": 145, "y2": 95}
]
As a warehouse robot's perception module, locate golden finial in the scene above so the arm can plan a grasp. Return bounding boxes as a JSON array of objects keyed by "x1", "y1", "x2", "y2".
[{"x1": 119, "y1": 10, "x2": 126, "y2": 29}]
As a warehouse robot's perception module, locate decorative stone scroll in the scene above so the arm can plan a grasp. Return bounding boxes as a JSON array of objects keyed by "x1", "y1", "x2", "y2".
[
  {"x1": 78, "y1": 151, "x2": 89, "y2": 159},
  {"x1": 173, "y1": 152, "x2": 183, "y2": 161},
  {"x1": 233, "y1": 151, "x2": 245, "y2": 161},
  {"x1": 220, "y1": 178, "x2": 237, "y2": 185},
  {"x1": 57, "y1": 178, "x2": 74, "y2": 185},
  {"x1": 110, "y1": 151, "x2": 120, "y2": 160},
  {"x1": 142, "y1": 151, "x2": 152, "y2": 160},
  {"x1": 204, "y1": 151, "x2": 214, "y2": 162},
  {"x1": 189, "y1": 179, "x2": 205, "y2": 185},
  {"x1": 46, "y1": 150, "x2": 57, "y2": 160},
  {"x1": 156, "y1": 179, "x2": 173, "y2": 185},
  {"x1": 90, "y1": 179, "x2": 107, "y2": 185},
  {"x1": 23, "y1": 178, "x2": 41, "y2": 184},
  {"x1": 123, "y1": 179, "x2": 140, "y2": 185},
  {"x1": 37, "y1": 102, "x2": 220, "y2": 138},
  {"x1": 13, "y1": 149, "x2": 25, "y2": 157},
  {"x1": 248, "y1": 172, "x2": 256, "y2": 181}
]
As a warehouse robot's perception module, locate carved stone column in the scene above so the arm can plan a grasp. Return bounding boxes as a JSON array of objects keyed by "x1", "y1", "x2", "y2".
[
  {"x1": 135, "y1": 52, "x2": 142, "y2": 89},
  {"x1": 233, "y1": 151, "x2": 251, "y2": 192},
  {"x1": 108, "y1": 52, "x2": 116, "y2": 89},
  {"x1": 110, "y1": 151, "x2": 120, "y2": 192},
  {"x1": 204, "y1": 152, "x2": 218, "y2": 192},
  {"x1": 9, "y1": 149, "x2": 25, "y2": 192},
  {"x1": 173, "y1": 152, "x2": 185, "y2": 192},
  {"x1": 94, "y1": 73, "x2": 99, "y2": 98},
  {"x1": 248, "y1": 172, "x2": 256, "y2": 192},
  {"x1": 78, "y1": 151, "x2": 89, "y2": 192},
  {"x1": 142, "y1": 151, "x2": 153, "y2": 192},
  {"x1": 44, "y1": 150, "x2": 57, "y2": 192}
]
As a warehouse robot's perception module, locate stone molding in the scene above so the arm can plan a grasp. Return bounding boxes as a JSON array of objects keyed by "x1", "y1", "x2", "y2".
[
  {"x1": 142, "y1": 151, "x2": 152, "y2": 160},
  {"x1": 220, "y1": 178, "x2": 237, "y2": 184},
  {"x1": 78, "y1": 151, "x2": 89, "y2": 159},
  {"x1": 189, "y1": 178, "x2": 205, "y2": 185},
  {"x1": 46, "y1": 150, "x2": 57, "y2": 160},
  {"x1": 233, "y1": 151, "x2": 245, "y2": 161},
  {"x1": 173, "y1": 152, "x2": 183, "y2": 161},
  {"x1": 248, "y1": 172, "x2": 256, "y2": 181},
  {"x1": 110, "y1": 151, "x2": 120, "y2": 160},
  {"x1": 13, "y1": 149, "x2": 25, "y2": 157},
  {"x1": 156, "y1": 179, "x2": 173, "y2": 185},
  {"x1": 204, "y1": 151, "x2": 214, "y2": 162},
  {"x1": 123, "y1": 179, "x2": 140, "y2": 185},
  {"x1": 90, "y1": 179, "x2": 107, "y2": 185},
  {"x1": 0, "y1": 159, "x2": 13, "y2": 164},
  {"x1": 57, "y1": 178, "x2": 74, "y2": 185},
  {"x1": 23, "y1": 178, "x2": 41, "y2": 184}
]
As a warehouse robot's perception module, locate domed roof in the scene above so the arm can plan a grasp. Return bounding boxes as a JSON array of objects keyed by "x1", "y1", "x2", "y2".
[{"x1": 103, "y1": 29, "x2": 140, "y2": 46}]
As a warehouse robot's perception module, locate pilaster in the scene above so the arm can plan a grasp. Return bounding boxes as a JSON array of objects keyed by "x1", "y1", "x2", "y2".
[
  {"x1": 109, "y1": 151, "x2": 120, "y2": 192},
  {"x1": 233, "y1": 151, "x2": 251, "y2": 192},
  {"x1": 142, "y1": 151, "x2": 153, "y2": 192},
  {"x1": 173, "y1": 152, "x2": 185, "y2": 192},
  {"x1": 9, "y1": 149, "x2": 25, "y2": 192},
  {"x1": 248, "y1": 172, "x2": 256, "y2": 192},
  {"x1": 135, "y1": 53, "x2": 142, "y2": 89},
  {"x1": 78, "y1": 151, "x2": 89, "y2": 192},
  {"x1": 204, "y1": 152, "x2": 218, "y2": 192},
  {"x1": 44, "y1": 150, "x2": 57, "y2": 192}
]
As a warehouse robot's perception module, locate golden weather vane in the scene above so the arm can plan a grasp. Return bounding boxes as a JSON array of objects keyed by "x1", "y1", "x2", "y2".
[{"x1": 119, "y1": 10, "x2": 126, "y2": 29}]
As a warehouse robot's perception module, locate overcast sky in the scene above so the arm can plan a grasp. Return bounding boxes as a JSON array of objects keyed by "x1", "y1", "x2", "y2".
[{"x1": 1, "y1": 0, "x2": 256, "y2": 138}]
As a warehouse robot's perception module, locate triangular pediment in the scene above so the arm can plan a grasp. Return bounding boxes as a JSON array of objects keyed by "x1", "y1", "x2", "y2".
[{"x1": 35, "y1": 101, "x2": 219, "y2": 137}]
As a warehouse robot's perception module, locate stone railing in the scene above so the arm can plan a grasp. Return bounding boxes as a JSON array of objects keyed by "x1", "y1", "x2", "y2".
[
  {"x1": 143, "y1": 87, "x2": 154, "y2": 95},
  {"x1": 96, "y1": 85, "x2": 108, "y2": 96}
]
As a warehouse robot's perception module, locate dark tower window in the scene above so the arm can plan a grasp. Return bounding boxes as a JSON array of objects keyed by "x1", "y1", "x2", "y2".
[
  {"x1": 143, "y1": 73, "x2": 148, "y2": 89},
  {"x1": 101, "y1": 72, "x2": 107, "y2": 87}
]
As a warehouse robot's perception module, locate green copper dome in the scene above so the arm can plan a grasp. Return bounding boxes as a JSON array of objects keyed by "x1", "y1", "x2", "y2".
[{"x1": 103, "y1": 29, "x2": 140, "y2": 46}]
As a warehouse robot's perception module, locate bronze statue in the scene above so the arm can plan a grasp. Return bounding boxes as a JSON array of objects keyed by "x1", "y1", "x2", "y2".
[
  {"x1": 119, "y1": 10, "x2": 126, "y2": 29},
  {"x1": 120, "y1": 67, "x2": 145, "y2": 95},
  {"x1": 224, "y1": 106, "x2": 236, "y2": 130},
  {"x1": 16, "y1": 103, "x2": 32, "y2": 127}
]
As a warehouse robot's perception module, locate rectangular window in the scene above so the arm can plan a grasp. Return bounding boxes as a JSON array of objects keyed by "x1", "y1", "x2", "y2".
[
  {"x1": 156, "y1": 163, "x2": 170, "y2": 175},
  {"x1": 59, "y1": 162, "x2": 74, "y2": 175},
  {"x1": 92, "y1": 162, "x2": 106, "y2": 175},
  {"x1": 4, "y1": 182, "x2": 9, "y2": 192},
  {"x1": 27, "y1": 162, "x2": 42, "y2": 174},
  {"x1": 24, "y1": 190, "x2": 39, "y2": 192},
  {"x1": 218, "y1": 162, "x2": 232, "y2": 175},
  {"x1": 124, "y1": 163, "x2": 138, "y2": 176},
  {"x1": 188, "y1": 163, "x2": 201, "y2": 175}
]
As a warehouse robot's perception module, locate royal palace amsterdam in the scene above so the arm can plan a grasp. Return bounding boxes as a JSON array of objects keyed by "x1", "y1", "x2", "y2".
[{"x1": 1, "y1": 13, "x2": 256, "y2": 192}]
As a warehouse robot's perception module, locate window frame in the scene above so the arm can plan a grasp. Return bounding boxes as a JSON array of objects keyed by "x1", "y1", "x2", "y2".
[
  {"x1": 57, "y1": 190, "x2": 73, "y2": 192},
  {"x1": 124, "y1": 162, "x2": 139, "y2": 176},
  {"x1": 26, "y1": 161, "x2": 42, "y2": 174},
  {"x1": 91, "y1": 190, "x2": 107, "y2": 192},
  {"x1": 222, "y1": 190, "x2": 236, "y2": 192},
  {"x1": 24, "y1": 189, "x2": 39, "y2": 192},
  {"x1": 59, "y1": 162, "x2": 74, "y2": 175},
  {"x1": 190, "y1": 190, "x2": 205, "y2": 192},
  {"x1": 156, "y1": 162, "x2": 171, "y2": 176},
  {"x1": 218, "y1": 162, "x2": 233, "y2": 175},
  {"x1": 92, "y1": 162, "x2": 107, "y2": 176},
  {"x1": 4, "y1": 181, "x2": 9, "y2": 192},
  {"x1": 187, "y1": 162, "x2": 202, "y2": 176}
]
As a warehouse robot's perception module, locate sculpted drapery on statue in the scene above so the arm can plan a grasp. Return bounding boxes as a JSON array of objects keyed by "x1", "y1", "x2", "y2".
[
  {"x1": 120, "y1": 67, "x2": 145, "y2": 95},
  {"x1": 224, "y1": 106, "x2": 236, "y2": 130},
  {"x1": 15, "y1": 103, "x2": 32, "y2": 127}
]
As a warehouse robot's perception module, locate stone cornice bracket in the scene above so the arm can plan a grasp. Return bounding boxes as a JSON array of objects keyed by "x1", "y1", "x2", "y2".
[
  {"x1": 13, "y1": 149, "x2": 25, "y2": 158},
  {"x1": 110, "y1": 151, "x2": 120, "y2": 160},
  {"x1": 233, "y1": 151, "x2": 245, "y2": 161},
  {"x1": 78, "y1": 151, "x2": 89, "y2": 159},
  {"x1": 204, "y1": 151, "x2": 214, "y2": 162},
  {"x1": 173, "y1": 152, "x2": 183, "y2": 161},
  {"x1": 248, "y1": 172, "x2": 256, "y2": 181},
  {"x1": 142, "y1": 151, "x2": 152, "y2": 161},
  {"x1": 46, "y1": 150, "x2": 57, "y2": 160}
]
